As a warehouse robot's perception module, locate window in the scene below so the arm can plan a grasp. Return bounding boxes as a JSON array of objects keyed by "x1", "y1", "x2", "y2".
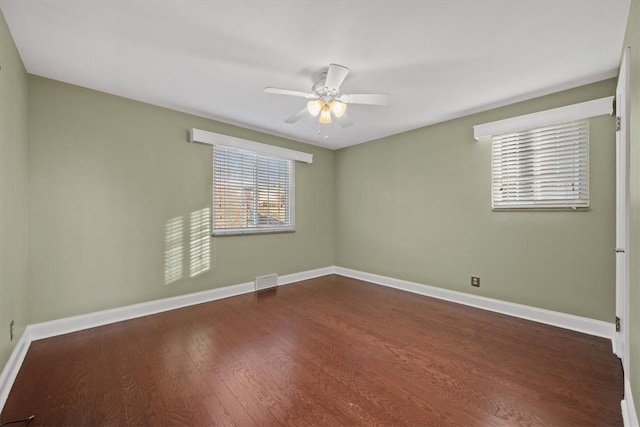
[
  {"x1": 213, "y1": 146, "x2": 294, "y2": 235},
  {"x1": 473, "y1": 96, "x2": 613, "y2": 211},
  {"x1": 491, "y1": 120, "x2": 589, "y2": 210},
  {"x1": 189, "y1": 129, "x2": 312, "y2": 236}
]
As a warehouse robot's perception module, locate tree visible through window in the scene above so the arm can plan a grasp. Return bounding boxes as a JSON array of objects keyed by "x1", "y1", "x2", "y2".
[{"x1": 213, "y1": 146, "x2": 294, "y2": 235}]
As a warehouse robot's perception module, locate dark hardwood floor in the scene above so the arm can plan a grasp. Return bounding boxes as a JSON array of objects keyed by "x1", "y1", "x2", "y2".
[{"x1": 1, "y1": 275, "x2": 623, "y2": 426}]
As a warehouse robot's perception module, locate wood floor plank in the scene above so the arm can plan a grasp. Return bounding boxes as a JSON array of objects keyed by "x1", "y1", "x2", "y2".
[
  {"x1": 0, "y1": 274, "x2": 623, "y2": 426},
  {"x1": 199, "y1": 369, "x2": 258, "y2": 427},
  {"x1": 102, "y1": 390, "x2": 127, "y2": 426},
  {"x1": 267, "y1": 296, "x2": 486, "y2": 425}
]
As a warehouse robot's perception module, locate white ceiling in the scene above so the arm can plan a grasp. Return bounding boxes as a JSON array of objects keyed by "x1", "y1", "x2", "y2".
[{"x1": 0, "y1": 1, "x2": 630, "y2": 149}]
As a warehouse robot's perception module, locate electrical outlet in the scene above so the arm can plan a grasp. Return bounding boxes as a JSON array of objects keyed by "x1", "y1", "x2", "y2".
[
  {"x1": 10, "y1": 320, "x2": 14, "y2": 341},
  {"x1": 471, "y1": 276, "x2": 480, "y2": 287}
]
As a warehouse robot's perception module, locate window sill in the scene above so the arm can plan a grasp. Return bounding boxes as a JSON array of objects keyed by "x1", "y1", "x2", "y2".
[
  {"x1": 212, "y1": 227, "x2": 296, "y2": 237},
  {"x1": 491, "y1": 207, "x2": 590, "y2": 212}
]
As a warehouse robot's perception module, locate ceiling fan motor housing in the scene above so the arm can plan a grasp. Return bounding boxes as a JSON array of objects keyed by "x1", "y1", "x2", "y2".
[
  {"x1": 265, "y1": 63, "x2": 387, "y2": 127},
  {"x1": 312, "y1": 79, "x2": 339, "y2": 100}
]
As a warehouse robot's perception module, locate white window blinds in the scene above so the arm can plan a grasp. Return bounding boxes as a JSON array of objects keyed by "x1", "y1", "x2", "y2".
[
  {"x1": 491, "y1": 120, "x2": 589, "y2": 210},
  {"x1": 213, "y1": 146, "x2": 294, "y2": 235}
]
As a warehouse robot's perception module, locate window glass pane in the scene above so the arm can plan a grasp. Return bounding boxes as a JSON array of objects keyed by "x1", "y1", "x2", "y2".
[{"x1": 213, "y1": 146, "x2": 294, "y2": 234}]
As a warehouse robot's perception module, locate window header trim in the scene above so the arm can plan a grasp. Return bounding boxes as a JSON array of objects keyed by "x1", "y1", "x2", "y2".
[
  {"x1": 473, "y1": 96, "x2": 613, "y2": 141},
  {"x1": 190, "y1": 128, "x2": 313, "y2": 164}
]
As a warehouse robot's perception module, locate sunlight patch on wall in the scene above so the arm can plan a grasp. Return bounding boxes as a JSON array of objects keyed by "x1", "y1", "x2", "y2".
[
  {"x1": 210, "y1": 236, "x2": 217, "y2": 271},
  {"x1": 164, "y1": 216, "x2": 184, "y2": 285},
  {"x1": 190, "y1": 207, "x2": 211, "y2": 277}
]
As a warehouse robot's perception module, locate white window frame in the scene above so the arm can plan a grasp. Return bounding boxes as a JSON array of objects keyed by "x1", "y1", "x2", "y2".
[
  {"x1": 473, "y1": 97, "x2": 613, "y2": 211},
  {"x1": 189, "y1": 129, "x2": 312, "y2": 236},
  {"x1": 212, "y1": 146, "x2": 295, "y2": 235}
]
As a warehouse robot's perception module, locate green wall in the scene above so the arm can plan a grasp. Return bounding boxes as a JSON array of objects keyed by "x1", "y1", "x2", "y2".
[
  {"x1": 336, "y1": 80, "x2": 616, "y2": 322},
  {"x1": 0, "y1": 11, "x2": 29, "y2": 368},
  {"x1": 28, "y1": 76, "x2": 335, "y2": 323},
  {"x1": 28, "y1": 75, "x2": 618, "y2": 325},
  {"x1": 623, "y1": 0, "x2": 640, "y2": 416}
]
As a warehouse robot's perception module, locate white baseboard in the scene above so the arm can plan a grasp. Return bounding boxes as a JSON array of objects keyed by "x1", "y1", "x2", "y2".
[
  {"x1": 335, "y1": 267, "x2": 615, "y2": 340},
  {"x1": 0, "y1": 264, "x2": 619, "y2": 415},
  {"x1": 613, "y1": 333, "x2": 620, "y2": 357},
  {"x1": 29, "y1": 281, "x2": 257, "y2": 340},
  {"x1": 278, "y1": 266, "x2": 336, "y2": 286},
  {"x1": 28, "y1": 267, "x2": 336, "y2": 341},
  {"x1": 623, "y1": 380, "x2": 639, "y2": 427},
  {"x1": 0, "y1": 329, "x2": 31, "y2": 412},
  {"x1": 0, "y1": 266, "x2": 335, "y2": 413}
]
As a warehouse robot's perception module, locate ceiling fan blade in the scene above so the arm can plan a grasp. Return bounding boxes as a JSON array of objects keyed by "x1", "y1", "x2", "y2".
[
  {"x1": 284, "y1": 107, "x2": 308, "y2": 124},
  {"x1": 335, "y1": 112, "x2": 354, "y2": 128},
  {"x1": 338, "y1": 93, "x2": 390, "y2": 105},
  {"x1": 324, "y1": 64, "x2": 350, "y2": 91},
  {"x1": 265, "y1": 87, "x2": 317, "y2": 99}
]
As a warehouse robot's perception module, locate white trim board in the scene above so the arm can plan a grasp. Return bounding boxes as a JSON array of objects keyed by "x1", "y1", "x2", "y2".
[
  {"x1": 28, "y1": 266, "x2": 335, "y2": 341},
  {"x1": 473, "y1": 96, "x2": 614, "y2": 140},
  {"x1": 28, "y1": 281, "x2": 255, "y2": 341},
  {"x1": 623, "y1": 380, "x2": 639, "y2": 427},
  {"x1": 0, "y1": 266, "x2": 334, "y2": 412},
  {"x1": 8, "y1": 266, "x2": 613, "y2": 342},
  {"x1": 0, "y1": 329, "x2": 31, "y2": 413},
  {"x1": 335, "y1": 267, "x2": 615, "y2": 340},
  {"x1": 278, "y1": 266, "x2": 335, "y2": 286},
  {"x1": 189, "y1": 128, "x2": 313, "y2": 164}
]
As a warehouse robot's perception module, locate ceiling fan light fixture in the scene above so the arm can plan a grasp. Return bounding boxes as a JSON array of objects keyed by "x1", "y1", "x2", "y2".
[
  {"x1": 329, "y1": 101, "x2": 347, "y2": 118},
  {"x1": 307, "y1": 100, "x2": 322, "y2": 116},
  {"x1": 319, "y1": 109, "x2": 332, "y2": 124},
  {"x1": 265, "y1": 63, "x2": 389, "y2": 128}
]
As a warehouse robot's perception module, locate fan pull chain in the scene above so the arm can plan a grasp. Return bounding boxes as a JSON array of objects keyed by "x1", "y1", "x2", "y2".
[{"x1": 317, "y1": 123, "x2": 329, "y2": 139}]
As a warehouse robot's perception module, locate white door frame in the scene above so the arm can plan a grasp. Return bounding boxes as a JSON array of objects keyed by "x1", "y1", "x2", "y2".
[{"x1": 615, "y1": 47, "x2": 630, "y2": 375}]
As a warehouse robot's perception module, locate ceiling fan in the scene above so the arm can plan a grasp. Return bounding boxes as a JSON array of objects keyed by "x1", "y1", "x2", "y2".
[{"x1": 265, "y1": 64, "x2": 390, "y2": 128}]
